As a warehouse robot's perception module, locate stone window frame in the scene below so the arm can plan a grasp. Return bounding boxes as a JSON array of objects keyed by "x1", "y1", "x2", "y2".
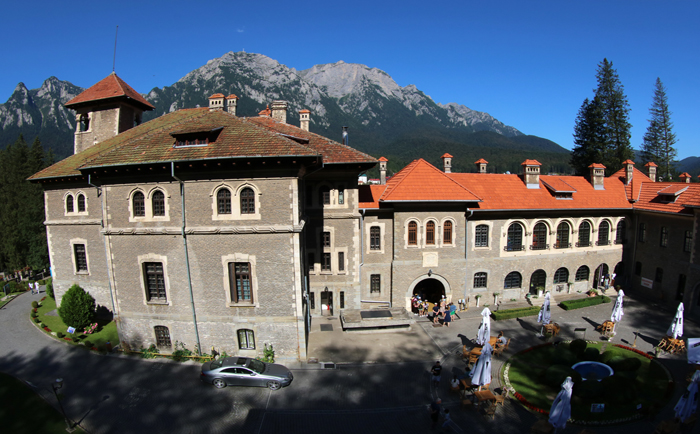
[
  {"x1": 638, "y1": 222, "x2": 647, "y2": 243},
  {"x1": 406, "y1": 219, "x2": 420, "y2": 247},
  {"x1": 76, "y1": 192, "x2": 87, "y2": 213},
  {"x1": 597, "y1": 220, "x2": 611, "y2": 246},
  {"x1": 238, "y1": 329, "x2": 256, "y2": 350},
  {"x1": 555, "y1": 220, "x2": 572, "y2": 249},
  {"x1": 473, "y1": 272, "x2": 488, "y2": 288},
  {"x1": 222, "y1": 253, "x2": 259, "y2": 307},
  {"x1": 660, "y1": 226, "x2": 669, "y2": 248},
  {"x1": 64, "y1": 191, "x2": 89, "y2": 216},
  {"x1": 615, "y1": 219, "x2": 627, "y2": 244},
  {"x1": 575, "y1": 265, "x2": 589, "y2": 281},
  {"x1": 503, "y1": 220, "x2": 526, "y2": 252},
  {"x1": 504, "y1": 271, "x2": 522, "y2": 289},
  {"x1": 577, "y1": 220, "x2": 593, "y2": 247},
  {"x1": 138, "y1": 253, "x2": 171, "y2": 306},
  {"x1": 684, "y1": 230, "x2": 693, "y2": 253},
  {"x1": 65, "y1": 193, "x2": 75, "y2": 214},
  {"x1": 366, "y1": 222, "x2": 386, "y2": 254},
  {"x1": 553, "y1": 267, "x2": 569, "y2": 284},
  {"x1": 369, "y1": 226, "x2": 381, "y2": 251},
  {"x1": 154, "y1": 325, "x2": 172, "y2": 349},
  {"x1": 211, "y1": 182, "x2": 262, "y2": 221},
  {"x1": 474, "y1": 223, "x2": 490, "y2": 248},
  {"x1": 442, "y1": 219, "x2": 455, "y2": 247},
  {"x1": 128, "y1": 187, "x2": 171, "y2": 223},
  {"x1": 370, "y1": 274, "x2": 381, "y2": 293},
  {"x1": 70, "y1": 238, "x2": 90, "y2": 275},
  {"x1": 531, "y1": 221, "x2": 549, "y2": 250},
  {"x1": 312, "y1": 183, "x2": 348, "y2": 209},
  {"x1": 425, "y1": 220, "x2": 437, "y2": 246}
]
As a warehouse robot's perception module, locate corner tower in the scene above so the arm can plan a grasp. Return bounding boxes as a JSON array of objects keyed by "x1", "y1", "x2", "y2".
[{"x1": 64, "y1": 72, "x2": 154, "y2": 154}]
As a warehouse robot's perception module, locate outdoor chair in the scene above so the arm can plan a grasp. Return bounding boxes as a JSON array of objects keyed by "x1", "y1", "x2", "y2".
[
  {"x1": 495, "y1": 389, "x2": 509, "y2": 406},
  {"x1": 484, "y1": 402, "x2": 497, "y2": 419}
]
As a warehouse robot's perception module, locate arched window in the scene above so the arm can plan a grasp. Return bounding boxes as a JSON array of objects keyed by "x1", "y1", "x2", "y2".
[
  {"x1": 556, "y1": 222, "x2": 570, "y2": 249},
  {"x1": 319, "y1": 186, "x2": 331, "y2": 205},
  {"x1": 240, "y1": 187, "x2": 255, "y2": 214},
  {"x1": 475, "y1": 224, "x2": 488, "y2": 247},
  {"x1": 152, "y1": 191, "x2": 165, "y2": 216},
  {"x1": 77, "y1": 194, "x2": 86, "y2": 212},
  {"x1": 529, "y1": 269, "x2": 547, "y2": 294},
  {"x1": 133, "y1": 192, "x2": 145, "y2": 217},
  {"x1": 370, "y1": 226, "x2": 381, "y2": 250},
  {"x1": 506, "y1": 223, "x2": 523, "y2": 251},
  {"x1": 66, "y1": 195, "x2": 74, "y2": 213},
  {"x1": 575, "y1": 266, "x2": 590, "y2": 281},
  {"x1": 426, "y1": 221, "x2": 435, "y2": 245},
  {"x1": 474, "y1": 272, "x2": 487, "y2": 288},
  {"x1": 154, "y1": 326, "x2": 171, "y2": 348},
  {"x1": 238, "y1": 329, "x2": 255, "y2": 350},
  {"x1": 504, "y1": 272, "x2": 522, "y2": 289},
  {"x1": 443, "y1": 221, "x2": 453, "y2": 245},
  {"x1": 553, "y1": 267, "x2": 569, "y2": 284},
  {"x1": 532, "y1": 222, "x2": 547, "y2": 250},
  {"x1": 578, "y1": 221, "x2": 591, "y2": 247},
  {"x1": 217, "y1": 188, "x2": 231, "y2": 214},
  {"x1": 408, "y1": 221, "x2": 417, "y2": 245},
  {"x1": 598, "y1": 221, "x2": 610, "y2": 245},
  {"x1": 615, "y1": 219, "x2": 626, "y2": 244}
]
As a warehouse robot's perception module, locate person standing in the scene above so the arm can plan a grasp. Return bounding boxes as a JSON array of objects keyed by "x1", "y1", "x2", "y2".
[
  {"x1": 431, "y1": 360, "x2": 442, "y2": 386},
  {"x1": 441, "y1": 408, "x2": 452, "y2": 432},
  {"x1": 429, "y1": 398, "x2": 442, "y2": 429},
  {"x1": 443, "y1": 309, "x2": 451, "y2": 327}
]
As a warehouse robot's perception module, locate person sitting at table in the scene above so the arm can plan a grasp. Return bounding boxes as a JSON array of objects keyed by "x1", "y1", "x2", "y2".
[
  {"x1": 450, "y1": 375, "x2": 460, "y2": 391},
  {"x1": 495, "y1": 331, "x2": 507, "y2": 347}
]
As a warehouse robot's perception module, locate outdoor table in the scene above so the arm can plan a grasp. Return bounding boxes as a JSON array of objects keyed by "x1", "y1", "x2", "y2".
[
  {"x1": 542, "y1": 323, "x2": 560, "y2": 337},
  {"x1": 597, "y1": 320, "x2": 615, "y2": 336},
  {"x1": 659, "y1": 337, "x2": 686, "y2": 354},
  {"x1": 474, "y1": 389, "x2": 496, "y2": 405},
  {"x1": 489, "y1": 336, "x2": 499, "y2": 346},
  {"x1": 653, "y1": 418, "x2": 679, "y2": 434}
]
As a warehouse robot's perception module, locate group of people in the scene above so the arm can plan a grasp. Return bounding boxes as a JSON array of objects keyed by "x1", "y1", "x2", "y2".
[
  {"x1": 29, "y1": 281, "x2": 40, "y2": 294},
  {"x1": 411, "y1": 295, "x2": 459, "y2": 327}
]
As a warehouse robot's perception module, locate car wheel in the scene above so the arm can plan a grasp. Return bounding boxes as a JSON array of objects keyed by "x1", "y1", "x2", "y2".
[
  {"x1": 267, "y1": 380, "x2": 281, "y2": 390},
  {"x1": 213, "y1": 378, "x2": 226, "y2": 389}
]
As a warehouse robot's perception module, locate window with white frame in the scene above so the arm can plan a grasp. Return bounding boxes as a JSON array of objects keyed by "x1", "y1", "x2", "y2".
[
  {"x1": 370, "y1": 226, "x2": 381, "y2": 250},
  {"x1": 229, "y1": 262, "x2": 253, "y2": 303},
  {"x1": 152, "y1": 191, "x2": 165, "y2": 216},
  {"x1": 475, "y1": 224, "x2": 488, "y2": 247},
  {"x1": 66, "y1": 194, "x2": 74, "y2": 213},
  {"x1": 443, "y1": 221, "x2": 453, "y2": 245},
  {"x1": 133, "y1": 192, "x2": 146, "y2": 217},
  {"x1": 217, "y1": 188, "x2": 232, "y2": 214},
  {"x1": 238, "y1": 329, "x2": 255, "y2": 350},
  {"x1": 426, "y1": 221, "x2": 436, "y2": 245},
  {"x1": 77, "y1": 194, "x2": 86, "y2": 212}
]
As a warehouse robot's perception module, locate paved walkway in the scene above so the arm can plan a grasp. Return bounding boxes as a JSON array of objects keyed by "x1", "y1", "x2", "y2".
[{"x1": 1, "y1": 288, "x2": 698, "y2": 433}]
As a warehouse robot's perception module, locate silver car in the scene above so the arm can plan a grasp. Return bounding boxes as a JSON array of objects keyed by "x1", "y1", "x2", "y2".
[{"x1": 200, "y1": 356, "x2": 293, "y2": 390}]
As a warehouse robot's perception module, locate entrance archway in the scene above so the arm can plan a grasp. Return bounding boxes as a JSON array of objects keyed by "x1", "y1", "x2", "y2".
[
  {"x1": 613, "y1": 262, "x2": 624, "y2": 287},
  {"x1": 529, "y1": 269, "x2": 547, "y2": 295},
  {"x1": 413, "y1": 278, "x2": 446, "y2": 304},
  {"x1": 593, "y1": 263, "x2": 609, "y2": 289}
]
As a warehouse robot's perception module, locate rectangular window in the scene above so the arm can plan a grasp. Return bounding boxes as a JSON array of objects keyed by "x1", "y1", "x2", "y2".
[
  {"x1": 370, "y1": 274, "x2": 381, "y2": 293},
  {"x1": 229, "y1": 262, "x2": 252, "y2": 303},
  {"x1": 238, "y1": 329, "x2": 255, "y2": 350},
  {"x1": 655, "y1": 267, "x2": 663, "y2": 283},
  {"x1": 638, "y1": 223, "x2": 646, "y2": 243},
  {"x1": 338, "y1": 252, "x2": 345, "y2": 272},
  {"x1": 370, "y1": 227, "x2": 381, "y2": 250},
  {"x1": 74, "y1": 244, "x2": 87, "y2": 272},
  {"x1": 475, "y1": 225, "x2": 488, "y2": 247},
  {"x1": 660, "y1": 227, "x2": 668, "y2": 247},
  {"x1": 474, "y1": 272, "x2": 487, "y2": 288},
  {"x1": 635, "y1": 261, "x2": 642, "y2": 276},
  {"x1": 309, "y1": 292, "x2": 315, "y2": 310},
  {"x1": 322, "y1": 253, "x2": 331, "y2": 271},
  {"x1": 322, "y1": 231, "x2": 331, "y2": 248},
  {"x1": 154, "y1": 326, "x2": 172, "y2": 348},
  {"x1": 684, "y1": 231, "x2": 692, "y2": 253},
  {"x1": 408, "y1": 222, "x2": 417, "y2": 245},
  {"x1": 307, "y1": 253, "x2": 315, "y2": 272},
  {"x1": 144, "y1": 262, "x2": 167, "y2": 301},
  {"x1": 338, "y1": 187, "x2": 345, "y2": 205},
  {"x1": 340, "y1": 291, "x2": 345, "y2": 309}
]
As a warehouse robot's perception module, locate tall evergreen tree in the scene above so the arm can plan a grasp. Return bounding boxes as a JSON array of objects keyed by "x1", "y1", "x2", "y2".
[
  {"x1": 571, "y1": 96, "x2": 606, "y2": 175},
  {"x1": 641, "y1": 77, "x2": 677, "y2": 180}
]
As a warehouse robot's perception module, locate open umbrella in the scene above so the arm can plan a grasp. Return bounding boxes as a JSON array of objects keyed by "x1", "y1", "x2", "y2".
[
  {"x1": 469, "y1": 343, "x2": 493, "y2": 387},
  {"x1": 667, "y1": 302, "x2": 684, "y2": 339},
  {"x1": 674, "y1": 376, "x2": 699, "y2": 422},
  {"x1": 549, "y1": 376, "x2": 574, "y2": 431},
  {"x1": 476, "y1": 307, "x2": 492, "y2": 345},
  {"x1": 538, "y1": 292, "x2": 551, "y2": 325},
  {"x1": 687, "y1": 338, "x2": 700, "y2": 365}
]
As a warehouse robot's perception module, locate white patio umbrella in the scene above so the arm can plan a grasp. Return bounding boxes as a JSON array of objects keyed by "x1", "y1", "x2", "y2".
[
  {"x1": 687, "y1": 339, "x2": 700, "y2": 365},
  {"x1": 549, "y1": 376, "x2": 574, "y2": 431},
  {"x1": 611, "y1": 289, "x2": 624, "y2": 322},
  {"x1": 538, "y1": 292, "x2": 551, "y2": 325},
  {"x1": 667, "y1": 302, "x2": 684, "y2": 339},
  {"x1": 674, "y1": 376, "x2": 699, "y2": 422},
  {"x1": 470, "y1": 343, "x2": 493, "y2": 387},
  {"x1": 476, "y1": 307, "x2": 492, "y2": 345}
]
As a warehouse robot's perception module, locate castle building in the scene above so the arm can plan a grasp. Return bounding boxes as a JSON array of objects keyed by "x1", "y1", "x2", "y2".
[{"x1": 30, "y1": 74, "x2": 700, "y2": 361}]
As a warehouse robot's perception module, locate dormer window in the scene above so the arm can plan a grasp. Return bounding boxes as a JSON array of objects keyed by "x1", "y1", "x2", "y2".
[
  {"x1": 171, "y1": 127, "x2": 223, "y2": 148},
  {"x1": 175, "y1": 136, "x2": 209, "y2": 147}
]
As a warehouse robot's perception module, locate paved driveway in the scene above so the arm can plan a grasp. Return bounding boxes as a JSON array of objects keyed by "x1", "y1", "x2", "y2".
[{"x1": 1, "y1": 289, "x2": 696, "y2": 433}]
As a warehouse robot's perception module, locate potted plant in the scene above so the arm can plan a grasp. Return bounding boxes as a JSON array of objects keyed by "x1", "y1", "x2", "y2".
[
  {"x1": 475, "y1": 294, "x2": 482, "y2": 307},
  {"x1": 493, "y1": 292, "x2": 500, "y2": 304},
  {"x1": 567, "y1": 282, "x2": 574, "y2": 294}
]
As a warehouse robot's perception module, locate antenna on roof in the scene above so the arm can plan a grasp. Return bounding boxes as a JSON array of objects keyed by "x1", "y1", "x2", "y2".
[{"x1": 112, "y1": 25, "x2": 119, "y2": 72}]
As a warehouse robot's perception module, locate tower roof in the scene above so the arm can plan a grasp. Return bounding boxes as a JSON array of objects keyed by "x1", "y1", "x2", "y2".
[{"x1": 65, "y1": 72, "x2": 154, "y2": 111}]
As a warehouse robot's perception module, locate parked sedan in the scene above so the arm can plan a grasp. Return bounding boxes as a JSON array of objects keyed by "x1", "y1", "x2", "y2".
[{"x1": 200, "y1": 356, "x2": 293, "y2": 390}]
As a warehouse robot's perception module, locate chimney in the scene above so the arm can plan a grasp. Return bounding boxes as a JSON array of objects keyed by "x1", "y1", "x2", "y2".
[
  {"x1": 226, "y1": 94, "x2": 239, "y2": 116},
  {"x1": 342, "y1": 126, "x2": 348, "y2": 146},
  {"x1": 680, "y1": 172, "x2": 691, "y2": 183},
  {"x1": 299, "y1": 109, "x2": 310, "y2": 131},
  {"x1": 623, "y1": 159, "x2": 635, "y2": 185},
  {"x1": 209, "y1": 93, "x2": 225, "y2": 111},
  {"x1": 475, "y1": 158, "x2": 488, "y2": 173},
  {"x1": 441, "y1": 153, "x2": 453, "y2": 173},
  {"x1": 379, "y1": 157, "x2": 388, "y2": 185},
  {"x1": 521, "y1": 159, "x2": 542, "y2": 189},
  {"x1": 271, "y1": 100, "x2": 288, "y2": 123},
  {"x1": 644, "y1": 162, "x2": 657, "y2": 182},
  {"x1": 259, "y1": 105, "x2": 271, "y2": 117},
  {"x1": 588, "y1": 163, "x2": 606, "y2": 190}
]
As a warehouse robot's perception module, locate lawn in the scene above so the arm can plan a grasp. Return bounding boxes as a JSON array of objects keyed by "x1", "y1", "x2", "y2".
[
  {"x1": 505, "y1": 341, "x2": 673, "y2": 423},
  {"x1": 0, "y1": 372, "x2": 86, "y2": 433},
  {"x1": 34, "y1": 296, "x2": 119, "y2": 349}
]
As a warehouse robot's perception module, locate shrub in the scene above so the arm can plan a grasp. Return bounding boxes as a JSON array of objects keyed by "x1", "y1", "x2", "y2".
[
  {"x1": 569, "y1": 339, "x2": 587, "y2": 358},
  {"x1": 71, "y1": 336, "x2": 79, "y2": 343},
  {"x1": 33, "y1": 317, "x2": 40, "y2": 323},
  {"x1": 31, "y1": 312, "x2": 38, "y2": 318},
  {"x1": 140, "y1": 344, "x2": 160, "y2": 359},
  {"x1": 600, "y1": 347, "x2": 626, "y2": 364},
  {"x1": 83, "y1": 340, "x2": 93, "y2": 348},
  {"x1": 582, "y1": 347, "x2": 600, "y2": 361},
  {"x1": 31, "y1": 301, "x2": 38, "y2": 308},
  {"x1": 57, "y1": 332, "x2": 64, "y2": 339},
  {"x1": 46, "y1": 281, "x2": 54, "y2": 299},
  {"x1": 574, "y1": 379, "x2": 604, "y2": 399},
  {"x1": 543, "y1": 365, "x2": 582, "y2": 388},
  {"x1": 550, "y1": 348, "x2": 577, "y2": 366},
  {"x1": 58, "y1": 284, "x2": 95, "y2": 330},
  {"x1": 602, "y1": 375, "x2": 637, "y2": 403},
  {"x1": 491, "y1": 306, "x2": 541, "y2": 321},
  {"x1": 608, "y1": 357, "x2": 642, "y2": 372},
  {"x1": 559, "y1": 295, "x2": 611, "y2": 310}
]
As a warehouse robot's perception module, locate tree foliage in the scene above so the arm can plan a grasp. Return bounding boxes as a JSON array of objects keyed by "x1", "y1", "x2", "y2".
[
  {"x1": 58, "y1": 284, "x2": 96, "y2": 330},
  {"x1": 641, "y1": 78, "x2": 677, "y2": 180},
  {"x1": 571, "y1": 59, "x2": 633, "y2": 176},
  {"x1": 0, "y1": 135, "x2": 52, "y2": 271}
]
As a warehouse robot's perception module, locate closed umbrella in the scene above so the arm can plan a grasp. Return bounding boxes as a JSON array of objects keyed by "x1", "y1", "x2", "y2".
[
  {"x1": 667, "y1": 302, "x2": 684, "y2": 339},
  {"x1": 470, "y1": 343, "x2": 493, "y2": 387},
  {"x1": 476, "y1": 307, "x2": 492, "y2": 345},
  {"x1": 674, "y1": 377, "x2": 699, "y2": 422},
  {"x1": 611, "y1": 289, "x2": 624, "y2": 322},
  {"x1": 549, "y1": 376, "x2": 574, "y2": 431},
  {"x1": 538, "y1": 292, "x2": 551, "y2": 325}
]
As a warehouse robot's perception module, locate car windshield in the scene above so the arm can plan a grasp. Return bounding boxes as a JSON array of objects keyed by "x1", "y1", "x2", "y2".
[
  {"x1": 209, "y1": 359, "x2": 224, "y2": 369},
  {"x1": 248, "y1": 359, "x2": 265, "y2": 374}
]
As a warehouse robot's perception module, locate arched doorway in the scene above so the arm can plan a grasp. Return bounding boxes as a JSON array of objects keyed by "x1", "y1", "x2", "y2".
[
  {"x1": 613, "y1": 262, "x2": 624, "y2": 288},
  {"x1": 413, "y1": 278, "x2": 446, "y2": 304},
  {"x1": 593, "y1": 263, "x2": 609, "y2": 289},
  {"x1": 529, "y1": 269, "x2": 547, "y2": 295}
]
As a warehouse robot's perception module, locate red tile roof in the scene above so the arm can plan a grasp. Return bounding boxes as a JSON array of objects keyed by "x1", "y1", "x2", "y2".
[
  {"x1": 358, "y1": 185, "x2": 387, "y2": 209},
  {"x1": 65, "y1": 73, "x2": 154, "y2": 110},
  {"x1": 588, "y1": 163, "x2": 606, "y2": 169},
  {"x1": 259, "y1": 105, "x2": 271, "y2": 116},
  {"x1": 622, "y1": 159, "x2": 635, "y2": 165},
  {"x1": 209, "y1": 93, "x2": 225, "y2": 99},
  {"x1": 379, "y1": 159, "x2": 481, "y2": 202},
  {"x1": 474, "y1": 158, "x2": 488, "y2": 164},
  {"x1": 657, "y1": 184, "x2": 689, "y2": 196},
  {"x1": 442, "y1": 153, "x2": 453, "y2": 158},
  {"x1": 634, "y1": 182, "x2": 700, "y2": 215},
  {"x1": 298, "y1": 109, "x2": 310, "y2": 113},
  {"x1": 644, "y1": 162, "x2": 658, "y2": 167},
  {"x1": 541, "y1": 177, "x2": 576, "y2": 193},
  {"x1": 226, "y1": 94, "x2": 239, "y2": 99},
  {"x1": 522, "y1": 159, "x2": 541, "y2": 166},
  {"x1": 378, "y1": 156, "x2": 388, "y2": 162},
  {"x1": 610, "y1": 167, "x2": 651, "y2": 202}
]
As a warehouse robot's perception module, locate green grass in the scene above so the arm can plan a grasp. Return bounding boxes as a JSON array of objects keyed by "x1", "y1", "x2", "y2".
[
  {"x1": 35, "y1": 297, "x2": 119, "y2": 349},
  {"x1": 506, "y1": 342, "x2": 672, "y2": 423},
  {"x1": 0, "y1": 372, "x2": 86, "y2": 433}
]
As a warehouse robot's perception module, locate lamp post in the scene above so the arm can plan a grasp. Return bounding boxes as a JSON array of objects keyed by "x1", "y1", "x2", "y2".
[{"x1": 51, "y1": 378, "x2": 74, "y2": 432}]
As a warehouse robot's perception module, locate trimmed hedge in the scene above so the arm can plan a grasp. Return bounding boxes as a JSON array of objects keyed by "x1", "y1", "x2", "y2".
[
  {"x1": 491, "y1": 306, "x2": 541, "y2": 321},
  {"x1": 559, "y1": 295, "x2": 611, "y2": 310}
]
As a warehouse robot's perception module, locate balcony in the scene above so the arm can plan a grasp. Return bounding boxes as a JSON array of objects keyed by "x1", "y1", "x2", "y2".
[
  {"x1": 596, "y1": 240, "x2": 611, "y2": 246},
  {"x1": 576, "y1": 241, "x2": 591, "y2": 247},
  {"x1": 530, "y1": 244, "x2": 550, "y2": 251},
  {"x1": 614, "y1": 239, "x2": 626, "y2": 245},
  {"x1": 504, "y1": 245, "x2": 525, "y2": 252},
  {"x1": 554, "y1": 243, "x2": 572, "y2": 249}
]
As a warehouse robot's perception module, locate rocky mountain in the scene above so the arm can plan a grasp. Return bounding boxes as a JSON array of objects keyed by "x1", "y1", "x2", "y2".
[{"x1": 1, "y1": 51, "x2": 570, "y2": 172}]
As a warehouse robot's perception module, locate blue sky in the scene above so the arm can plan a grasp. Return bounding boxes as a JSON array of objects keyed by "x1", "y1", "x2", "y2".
[{"x1": 1, "y1": 0, "x2": 698, "y2": 159}]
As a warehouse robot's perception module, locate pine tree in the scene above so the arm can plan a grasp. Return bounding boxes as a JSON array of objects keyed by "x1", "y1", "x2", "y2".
[
  {"x1": 641, "y1": 78, "x2": 677, "y2": 180},
  {"x1": 571, "y1": 97, "x2": 606, "y2": 175}
]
